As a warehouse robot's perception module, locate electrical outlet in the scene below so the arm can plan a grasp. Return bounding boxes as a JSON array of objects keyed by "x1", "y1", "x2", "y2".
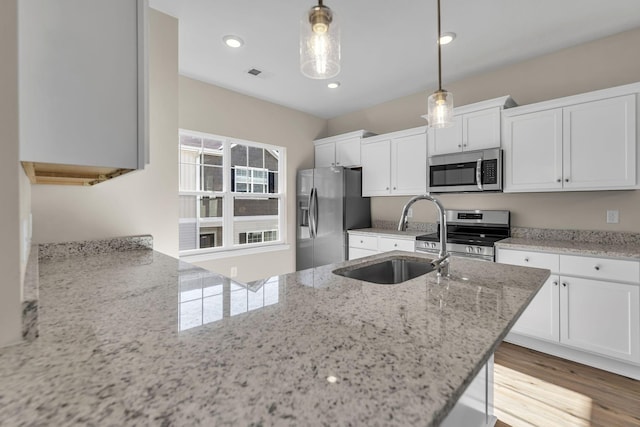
[
  {"x1": 408, "y1": 208, "x2": 413, "y2": 218},
  {"x1": 230, "y1": 266, "x2": 238, "y2": 277},
  {"x1": 606, "y1": 210, "x2": 619, "y2": 224}
]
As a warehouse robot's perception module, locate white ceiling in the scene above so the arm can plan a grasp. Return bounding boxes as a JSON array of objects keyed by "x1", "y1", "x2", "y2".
[{"x1": 149, "y1": 0, "x2": 640, "y2": 119}]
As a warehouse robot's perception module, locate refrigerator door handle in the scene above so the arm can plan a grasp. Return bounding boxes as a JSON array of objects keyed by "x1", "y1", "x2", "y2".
[
  {"x1": 313, "y1": 187, "x2": 319, "y2": 238},
  {"x1": 309, "y1": 187, "x2": 317, "y2": 239}
]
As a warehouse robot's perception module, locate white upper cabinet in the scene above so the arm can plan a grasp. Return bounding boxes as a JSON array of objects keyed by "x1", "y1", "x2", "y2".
[
  {"x1": 19, "y1": 0, "x2": 149, "y2": 185},
  {"x1": 361, "y1": 127, "x2": 427, "y2": 196},
  {"x1": 503, "y1": 83, "x2": 639, "y2": 193},
  {"x1": 427, "y1": 96, "x2": 515, "y2": 156},
  {"x1": 503, "y1": 108, "x2": 564, "y2": 191},
  {"x1": 313, "y1": 130, "x2": 374, "y2": 168},
  {"x1": 563, "y1": 95, "x2": 636, "y2": 189}
]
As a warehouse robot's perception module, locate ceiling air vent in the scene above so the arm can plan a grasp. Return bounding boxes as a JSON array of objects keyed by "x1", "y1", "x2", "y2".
[{"x1": 247, "y1": 68, "x2": 262, "y2": 76}]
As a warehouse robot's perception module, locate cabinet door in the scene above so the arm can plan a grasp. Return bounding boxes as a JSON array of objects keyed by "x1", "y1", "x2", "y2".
[
  {"x1": 348, "y1": 247, "x2": 378, "y2": 260},
  {"x1": 463, "y1": 107, "x2": 501, "y2": 151},
  {"x1": 392, "y1": 133, "x2": 427, "y2": 195},
  {"x1": 428, "y1": 116, "x2": 463, "y2": 155},
  {"x1": 335, "y1": 137, "x2": 361, "y2": 167},
  {"x1": 361, "y1": 140, "x2": 391, "y2": 196},
  {"x1": 560, "y1": 277, "x2": 640, "y2": 362},
  {"x1": 563, "y1": 94, "x2": 636, "y2": 190},
  {"x1": 19, "y1": 0, "x2": 145, "y2": 169},
  {"x1": 314, "y1": 142, "x2": 335, "y2": 168},
  {"x1": 511, "y1": 275, "x2": 560, "y2": 342},
  {"x1": 503, "y1": 109, "x2": 563, "y2": 192}
]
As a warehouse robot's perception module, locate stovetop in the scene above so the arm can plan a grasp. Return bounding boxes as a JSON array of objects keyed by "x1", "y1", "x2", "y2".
[{"x1": 416, "y1": 233, "x2": 507, "y2": 247}]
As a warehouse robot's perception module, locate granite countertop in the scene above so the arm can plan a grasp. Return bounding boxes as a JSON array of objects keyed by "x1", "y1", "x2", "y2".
[
  {"x1": 348, "y1": 228, "x2": 427, "y2": 239},
  {"x1": 0, "y1": 249, "x2": 549, "y2": 426},
  {"x1": 496, "y1": 237, "x2": 640, "y2": 260}
]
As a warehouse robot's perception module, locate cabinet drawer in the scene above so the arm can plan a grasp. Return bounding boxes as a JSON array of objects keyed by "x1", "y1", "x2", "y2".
[
  {"x1": 497, "y1": 248, "x2": 559, "y2": 272},
  {"x1": 349, "y1": 234, "x2": 378, "y2": 250},
  {"x1": 379, "y1": 237, "x2": 415, "y2": 252},
  {"x1": 560, "y1": 255, "x2": 640, "y2": 283}
]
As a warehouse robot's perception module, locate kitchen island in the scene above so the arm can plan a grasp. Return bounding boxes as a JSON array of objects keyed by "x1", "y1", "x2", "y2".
[{"x1": 0, "y1": 247, "x2": 549, "y2": 426}]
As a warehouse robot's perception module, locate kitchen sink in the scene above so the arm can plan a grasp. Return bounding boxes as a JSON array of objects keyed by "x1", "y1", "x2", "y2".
[{"x1": 333, "y1": 257, "x2": 435, "y2": 284}]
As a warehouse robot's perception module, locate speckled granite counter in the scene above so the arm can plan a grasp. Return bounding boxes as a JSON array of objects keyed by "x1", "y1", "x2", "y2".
[
  {"x1": 496, "y1": 237, "x2": 640, "y2": 260},
  {"x1": 0, "y1": 249, "x2": 549, "y2": 426}
]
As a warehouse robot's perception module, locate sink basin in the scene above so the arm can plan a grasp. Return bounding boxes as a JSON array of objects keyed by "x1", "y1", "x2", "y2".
[{"x1": 333, "y1": 257, "x2": 435, "y2": 284}]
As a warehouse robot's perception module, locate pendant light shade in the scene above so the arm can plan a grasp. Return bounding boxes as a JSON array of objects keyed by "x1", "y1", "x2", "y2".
[
  {"x1": 427, "y1": 0, "x2": 454, "y2": 128},
  {"x1": 427, "y1": 89, "x2": 454, "y2": 129},
  {"x1": 300, "y1": 0, "x2": 340, "y2": 79}
]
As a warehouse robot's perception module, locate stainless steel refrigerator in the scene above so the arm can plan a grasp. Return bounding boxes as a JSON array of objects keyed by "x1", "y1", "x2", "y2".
[{"x1": 296, "y1": 167, "x2": 371, "y2": 271}]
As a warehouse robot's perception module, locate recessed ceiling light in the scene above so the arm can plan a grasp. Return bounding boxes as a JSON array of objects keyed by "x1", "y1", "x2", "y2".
[
  {"x1": 439, "y1": 32, "x2": 456, "y2": 45},
  {"x1": 327, "y1": 82, "x2": 340, "y2": 89},
  {"x1": 223, "y1": 35, "x2": 244, "y2": 48},
  {"x1": 326, "y1": 375, "x2": 338, "y2": 383}
]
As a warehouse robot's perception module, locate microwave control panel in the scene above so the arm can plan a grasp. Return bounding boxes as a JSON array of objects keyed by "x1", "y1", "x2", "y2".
[{"x1": 482, "y1": 159, "x2": 498, "y2": 184}]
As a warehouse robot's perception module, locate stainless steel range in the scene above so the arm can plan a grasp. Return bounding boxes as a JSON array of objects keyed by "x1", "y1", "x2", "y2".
[{"x1": 415, "y1": 209, "x2": 510, "y2": 261}]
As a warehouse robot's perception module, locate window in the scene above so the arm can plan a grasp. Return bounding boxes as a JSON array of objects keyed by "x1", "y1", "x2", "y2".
[{"x1": 179, "y1": 130, "x2": 285, "y2": 255}]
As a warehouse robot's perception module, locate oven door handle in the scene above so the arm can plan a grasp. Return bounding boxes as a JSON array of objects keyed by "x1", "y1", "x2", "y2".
[{"x1": 476, "y1": 159, "x2": 483, "y2": 190}]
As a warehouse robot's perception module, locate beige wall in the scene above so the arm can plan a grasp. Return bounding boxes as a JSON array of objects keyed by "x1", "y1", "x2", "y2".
[
  {"x1": 328, "y1": 27, "x2": 640, "y2": 233},
  {"x1": 179, "y1": 76, "x2": 326, "y2": 281},
  {"x1": 0, "y1": 0, "x2": 24, "y2": 346},
  {"x1": 30, "y1": 10, "x2": 180, "y2": 257}
]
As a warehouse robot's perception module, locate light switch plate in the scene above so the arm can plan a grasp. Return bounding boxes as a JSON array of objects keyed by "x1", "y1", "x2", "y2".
[{"x1": 606, "y1": 210, "x2": 619, "y2": 224}]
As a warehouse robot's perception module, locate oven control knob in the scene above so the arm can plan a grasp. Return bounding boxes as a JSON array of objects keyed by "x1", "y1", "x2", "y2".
[
  {"x1": 466, "y1": 246, "x2": 473, "y2": 253},
  {"x1": 475, "y1": 247, "x2": 482, "y2": 254},
  {"x1": 431, "y1": 242, "x2": 436, "y2": 249}
]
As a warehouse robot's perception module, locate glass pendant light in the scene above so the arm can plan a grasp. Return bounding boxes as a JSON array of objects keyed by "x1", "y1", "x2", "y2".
[
  {"x1": 300, "y1": 0, "x2": 340, "y2": 79},
  {"x1": 427, "y1": 0, "x2": 454, "y2": 128}
]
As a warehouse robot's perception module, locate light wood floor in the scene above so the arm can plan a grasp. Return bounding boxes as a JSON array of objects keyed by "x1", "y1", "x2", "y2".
[{"x1": 494, "y1": 342, "x2": 640, "y2": 427}]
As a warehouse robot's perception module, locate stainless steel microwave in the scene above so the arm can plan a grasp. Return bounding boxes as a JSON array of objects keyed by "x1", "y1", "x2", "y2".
[{"x1": 428, "y1": 148, "x2": 503, "y2": 193}]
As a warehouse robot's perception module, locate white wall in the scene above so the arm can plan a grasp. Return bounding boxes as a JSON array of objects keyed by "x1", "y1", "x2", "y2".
[
  {"x1": 328, "y1": 27, "x2": 640, "y2": 233},
  {"x1": 30, "y1": 9, "x2": 180, "y2": 257},
  {"x1": 0, "y1": 0, "x2": 24, "y2": 347},
  {"x1": 179, "y1": 76, "x2": 326, "y2": 281}
]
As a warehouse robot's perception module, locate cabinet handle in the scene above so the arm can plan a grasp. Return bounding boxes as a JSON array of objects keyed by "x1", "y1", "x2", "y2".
[
  {"x1": 594, "y1": 265, "x2": 600, "y2": 271},
  {"x1": 524, "y1": 257, "x2": 529, "y2": 262},
  {"x1": 394, "y1": 243, "x2": 398, "y2": 247},
  {"x1": 331, "y1": 162, "x2": 335, "y2": 166},
  {"x1": 386, "y1": 187, "x2": 389, "y2": 190},
  {"x1": 457, "y1": 144, "x2": 462, "y2": 148},
  {"x1": 336, "y1": 162, "x2": 340, "y2": 165},
  {"x1": 562, "y1": 282, "x2": 568, "y2": 287},
  {"x1": 360, "y1": 240, "x2": 364, "y2": 244},
  {"x1": 565, "y1": 178, "x2": 569, "y2": 182},
  {"x1": 463, "y1": 144, "x2": 467, "y2": 147},
  {"x1": 552, "y1": 281, "x2": 558, "y2": 286},
  {"x1": 393, "y1": 187, "x2": 397, "y2": 190},
  {"x1": 556, "y1": 179, "x2": 561, "y2": 183}
]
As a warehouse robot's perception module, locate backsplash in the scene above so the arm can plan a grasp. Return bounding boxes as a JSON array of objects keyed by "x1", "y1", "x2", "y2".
[
  {"x1": 372, "y1": 220, "x2": 438, "y2": 233},
  {"x1": 38, "y1": 235, "x2": 153, "y2": 261},
  {"x1": 511, "y1": 227, "x2": 640, "y2": 245}
]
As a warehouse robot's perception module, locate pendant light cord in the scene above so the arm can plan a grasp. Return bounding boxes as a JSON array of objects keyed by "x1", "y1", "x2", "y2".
[{"x1": 437, "y1": 0, "x2": 442, "y2": 91}]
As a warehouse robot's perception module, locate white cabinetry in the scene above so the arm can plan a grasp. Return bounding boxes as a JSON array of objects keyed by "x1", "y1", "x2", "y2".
[
  {"x1": 427, "y1": 96, "x2": 515, "y2": 156},
  {"x1": 313, "y1": 130, "x2": 374, "y2": 168},
  {"x1": 503, "y1": 84, "x2": 639, "y2": 193},
  {"x1": 19, "y1": 0, "x2": 148, "y2": 185},
  {"x1": 348, "y1": 232, "x2": 415, "y2": 260},
  {"x1": 497, "y1": 247, "x2": 640, "y2": 377},
  {"x1": 361, "y1": 127, "x2": 427, "y2": 196}
]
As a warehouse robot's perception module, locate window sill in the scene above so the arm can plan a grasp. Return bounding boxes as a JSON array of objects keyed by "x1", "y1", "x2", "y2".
[{"x1": 180, "y1": 244, "x2": 291, "y2": 263}]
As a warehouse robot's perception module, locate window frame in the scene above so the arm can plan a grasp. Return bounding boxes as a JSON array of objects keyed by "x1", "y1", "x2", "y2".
[{"x1": 179, "y1": 129, "x2": 286, "y2": 256}]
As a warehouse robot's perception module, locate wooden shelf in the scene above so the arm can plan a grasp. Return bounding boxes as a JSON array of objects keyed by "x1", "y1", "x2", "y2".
[{"x1": 22, "y1": 162, "x2": 133, "y2": 186}]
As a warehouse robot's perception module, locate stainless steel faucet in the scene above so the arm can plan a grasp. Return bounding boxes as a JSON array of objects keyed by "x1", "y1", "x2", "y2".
[{"x1": 398, "y1": 194, "x2": 450, "y2": 277}]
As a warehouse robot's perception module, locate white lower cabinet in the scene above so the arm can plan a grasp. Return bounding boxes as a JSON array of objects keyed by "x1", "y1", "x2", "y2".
[
  {"x1": 511, "y1": 275, "x2": 560, "y2": 342},
  {"x1": 560, "y1": 276, "x2": 640, "y2": 363},
  {"x1": 348, "y1": 232, "x2": 415, "y2": 260},
  {"x1": 497, "y1": 247, "x2": 640, "y2": 376}
]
